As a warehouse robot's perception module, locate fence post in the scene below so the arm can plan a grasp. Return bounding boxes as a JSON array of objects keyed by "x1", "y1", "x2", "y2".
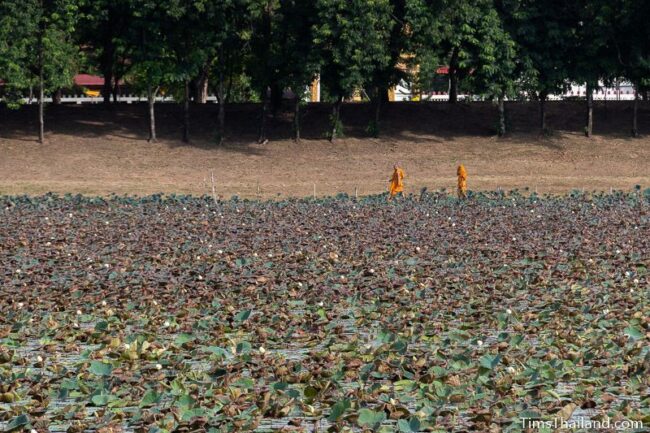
[{"x1": 211, "y1": 171, "x2": 217, "y2": 203}]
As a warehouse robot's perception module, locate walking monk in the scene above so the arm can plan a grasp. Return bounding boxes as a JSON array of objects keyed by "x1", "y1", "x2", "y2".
[
  {"x1": 457, "y1": 164, "x2": 467, "y2": 199},
  {"x1": 389, "y1": 164, "x2": 405, "y2": 199}
]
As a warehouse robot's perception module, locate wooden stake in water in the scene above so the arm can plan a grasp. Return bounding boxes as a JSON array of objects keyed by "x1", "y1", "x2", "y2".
[
  {"x1": 211, "y1": 171, "x2": 217, "y2": 203},
  {"x1": 313, "y1": 183, "x2": 316, "y2": 199}
]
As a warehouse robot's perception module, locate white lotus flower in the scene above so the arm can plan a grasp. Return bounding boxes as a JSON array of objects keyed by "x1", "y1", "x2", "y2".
[
  {"x1": 507, "y1": 366, "x2": 516, "y2": 374},
  {"x1": 18, "y1": 302, "x2": 24, "y2": 308},
  {"x1": 616, "y1": 249, "x2": 621, "y2": 254},
  {"x1": 452, "y1": 223, "x2": 456, "y2": 227},
  {"x1": 369, "y1": 268, "x2": 375, "y2": 274},
  {"x1": 101, "y1": 300, "x2": 107, "y2": 307},
  {"x1": 416, "y1": 246, "x2": 421, "y2": 252},
  {"x1": 198, "y1": 275, "x2": 203, "y2": 280},
  {"x1": 76, "y1": 309, "x2": 82, "y2": 315},
  {"x1": 46, "y1": 242, "x2": 51, "y2": 246},
  {"x1": 259, "y1": 346, "x2": 266, "y2": 354},
  {"x1": 45, "y1": 217, "x2": 49, "y2": 220},
  {"x1": 73, "y1": 322, "x2": 79, "y2": 328},
  {"x1": 477, "y1": 340, "x2": 483, "y2": 346},
  {"x1": 152, "y1": 300, "x2": 158, "y2": 306},
  {"x1": 633, "y1": 278, "x2": 639, "y2": 284},
  {"x1": 512, "y1": 237, "x2": 516, "y2": 241},
  {"x1": 318, "y1": 301, "x2": 324, "y2": 307},
  {"x1": 124, "y1": 343, "x2": 131, "y2": 350},
  {"x1": 267, "y1": 253, "x2": 273, "y2": 258},
  {"x1": 104, "y1": 263, "x2": 110, "y2": 268},
  {"x1": 253, "y1": 252, "x2": 258, "y2": 257},
  {"x1": 36, "y1": 355, "x2": 43, "y2": 363},
  {"x1": 68, "y1": 213, "x2": 73, "y2": 217},
  {"x1": 603, "y1": 309, "x2": 609, "y2": 315},
  {"x1": 297, "y1": 282, "x2": 303, "y2": 288},
  {"x1": 15, "y1": 269, "x2": 21, "y2": 274},
  {"x1": 163, "y1": 320, "x2": 170, "y2": 327},
  {"x1": 155, "y1": 363, "x2": 162, "y2": 370},
  {"x1": 506, "y1": 309, "x2": 512, "y2": 315},
  {"x1": 105, "y1": 221, "x2": 109, "y2": 225}
]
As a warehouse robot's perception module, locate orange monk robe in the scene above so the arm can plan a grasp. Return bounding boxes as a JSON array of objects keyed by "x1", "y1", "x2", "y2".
[
  {"x1": 389, "y1": 167, "x2": 405, "y2": 196},
  {"x1": 457, "y1": 164, "x2": 467, "y2": 198}
]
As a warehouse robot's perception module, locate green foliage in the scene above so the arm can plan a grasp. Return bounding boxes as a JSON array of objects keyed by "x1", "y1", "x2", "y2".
[
  {"x1": 312, "y1": 0, "x2": 392, "y2": 101},
  {"x1": 0, "y1": 0, "x2": 80, "y2": 102}
]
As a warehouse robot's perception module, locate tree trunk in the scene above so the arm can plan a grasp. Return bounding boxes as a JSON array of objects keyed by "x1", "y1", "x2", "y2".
[
  {"x1": 38, "y1": 68, "x2": 45, "y2": 144},
  {"x1": 112, "y1": 77, "x2": 120, "y2": 102},
  {"x1": 632, "y1": 83, "x2": 639, "y2": 138},
  {"x1": 102, "y1": 68, "x2": 113, "y2": 104},
  {"x1": 37, "y1": 6, "x2": 45, "y2": 144},
  {"x1": 258, "y1": 88, "x2": 269, "y2": 144},
  {"x1": 195, "y1": 66, "x2": 209, "y2": 103},
  {"x1": 585, "y1": 82, "x2": 593, "y2": 137},
  {"x1": 147, "y1": 86, "x2": 157, "y2": 143},
  {"x1": 539, "y1": 92, "x2": 547, "y2": 133},
  {"x1": 372, "y1": 90, "x2": 382, "y2": 138},
  {"x1": 497, "y1": 93, "x2": 506, "y2": 137},
  {"x1": 448, "y1": 47, "x2": 459, "y2": 104},
  {"x1": 216, "y1": 74, "x2": 225, "y2": 145},
  {"x1": 270, "y1": 83, "x2": 282, "y2": 118},
  {"x1": 182, "y1": 80, "x2": 190, "y2": 143},
  {"x1": 293, "y1": 97, "x2": 301, "y2": 142},
  {"x1": 53, "y1": 88, "x2": 62, "y2": 105},
  {"x1": 329, "y1": 97, "x2": 342, "y2": 143}
]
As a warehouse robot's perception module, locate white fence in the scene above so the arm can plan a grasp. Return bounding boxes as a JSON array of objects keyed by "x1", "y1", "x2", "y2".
[
  {"x1": 11, "y1": 81, "x2": 639, "y2": 105},
  {"x1": 394, "y1": 81, "x2": 638, "y2": 102}
]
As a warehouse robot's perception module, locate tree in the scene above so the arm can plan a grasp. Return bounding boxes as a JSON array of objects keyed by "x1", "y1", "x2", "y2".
[
  {"x1": 164, "y1": 1, "x2": 213, "y2": 142},
  {"x1": 247, "y1": 0, "x2": 319, "y2": 143},
  {"x1": 247, "y1": 0, "x2": 278, "y2": 144},
  {"x1": 367, "y1": 0, "x2": 409, "y2": 136},
  {"x1": 501, "y1": 0, "x2": 575, "y2": 133},
  {"x1": 313, "y1": 0, "x2": 392, "y2": 142},
  {"x1": 0, "y1": 0, "x2": 80, "y2": 143},
  {"x1": 467, "y1": 2, "x2": 519, "y2": 136},
  {"x1": 204, "y1": 0, "x2": 251, "y2": 145},
  {"x1": 78, "y1": 0, "x2": 135, "y2": 103},
  {"x1": 565, "y1": 0, "x2": 617, "y2": 137},
  {"x1": 610, "y1": 0, "x2": 650, "y2": 137}
]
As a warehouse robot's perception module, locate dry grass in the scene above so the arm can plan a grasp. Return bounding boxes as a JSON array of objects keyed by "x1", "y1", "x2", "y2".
[{"x1": 1, "y1": 101, "x2": 648, "y2": 198}]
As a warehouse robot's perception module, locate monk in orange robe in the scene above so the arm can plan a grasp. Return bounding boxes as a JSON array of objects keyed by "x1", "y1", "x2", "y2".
[
  {"x1": 389, "y1": 164, "x2": 405, "y2": 199},
  {"x1": 457, "y1": 164, "x2": 467, "y2": 199}
]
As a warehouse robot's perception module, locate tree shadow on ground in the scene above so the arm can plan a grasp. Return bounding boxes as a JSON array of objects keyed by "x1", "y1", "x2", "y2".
[{"x1": 0, "y1": 101, "x2": 648, "y2": 152}]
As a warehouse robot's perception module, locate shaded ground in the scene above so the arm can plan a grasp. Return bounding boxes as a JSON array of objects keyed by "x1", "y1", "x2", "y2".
[{"x1": 1, "y1": 101, "x2": 649, "y2": 197}]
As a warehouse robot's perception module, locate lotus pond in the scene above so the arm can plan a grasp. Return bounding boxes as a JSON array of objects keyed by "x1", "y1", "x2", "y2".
[{"x1": 1, "y1": 192, "x2": 649, "y2": 433}]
